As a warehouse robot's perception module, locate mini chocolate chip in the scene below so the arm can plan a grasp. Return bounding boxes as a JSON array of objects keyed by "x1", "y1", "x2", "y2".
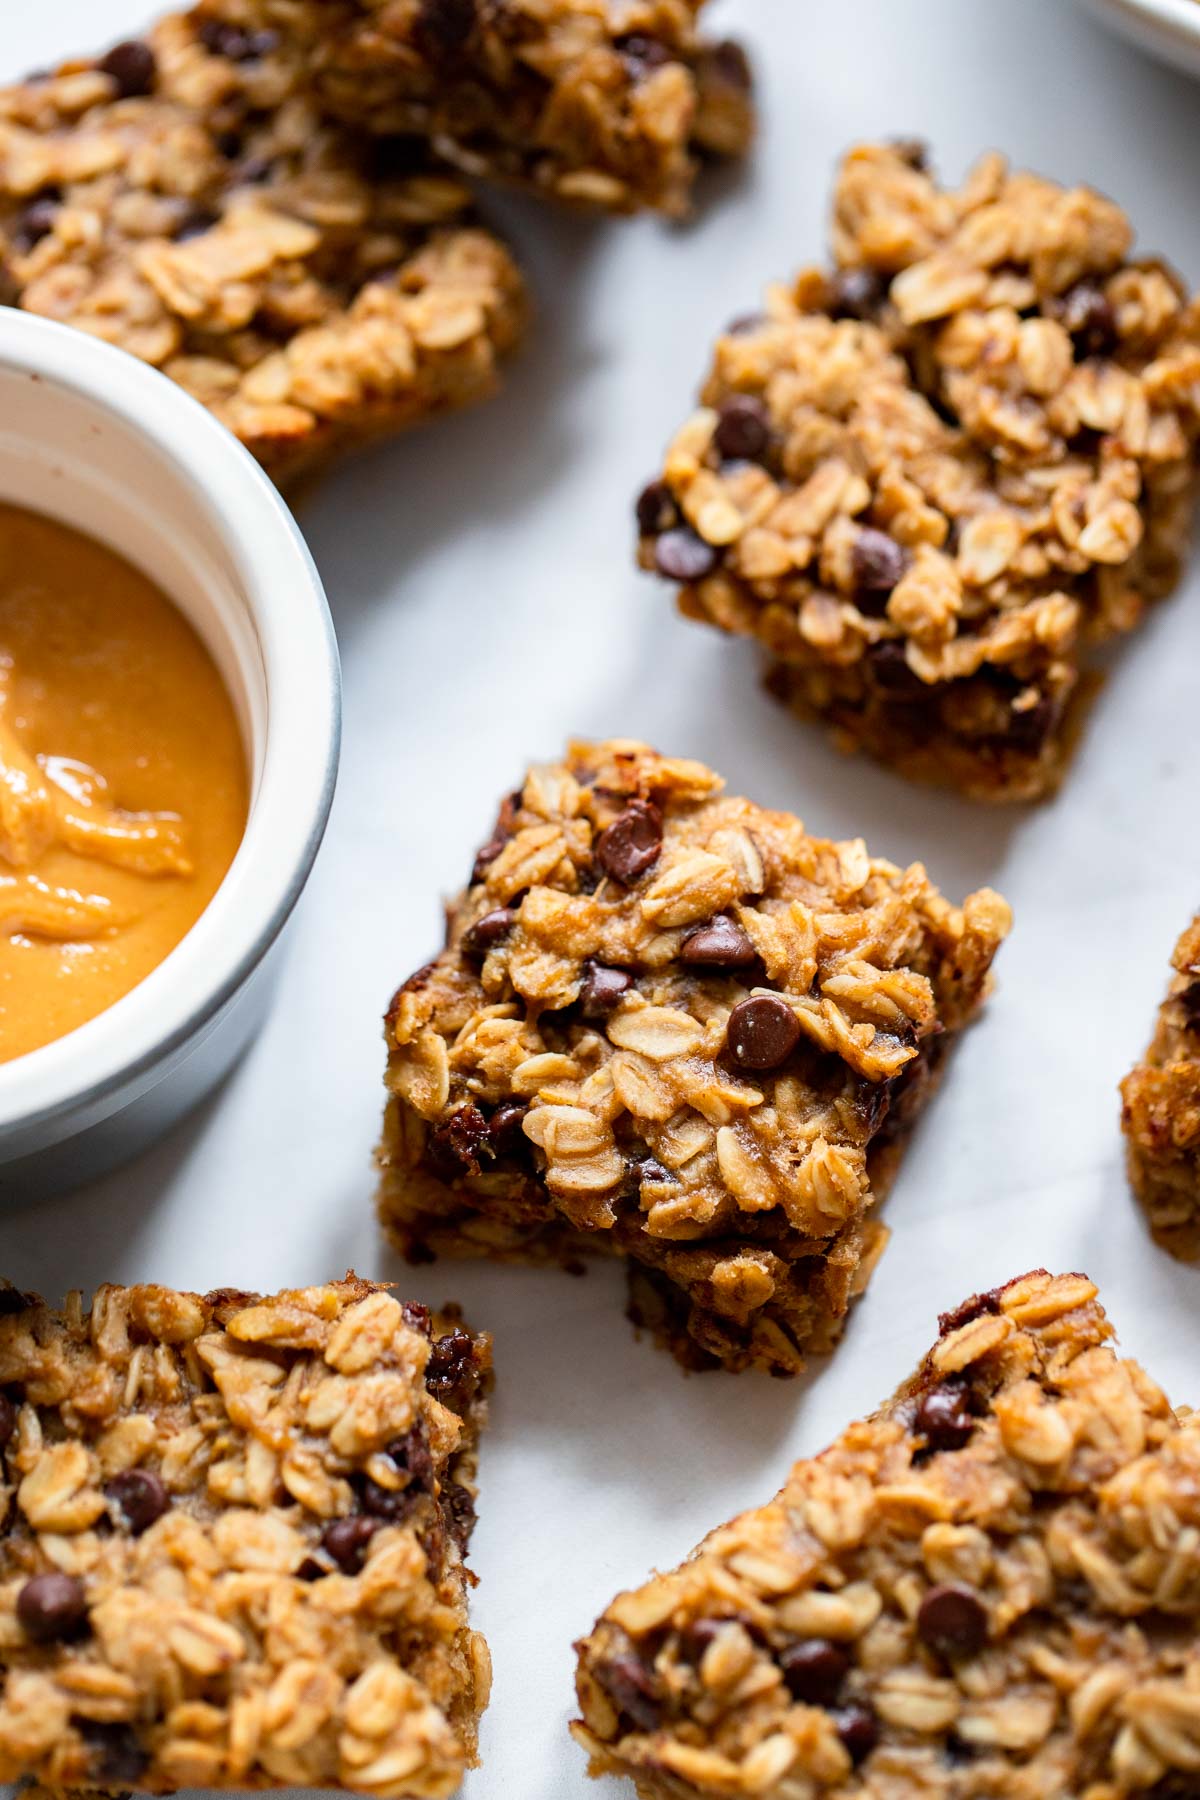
[
  {"x1": 13, "y1": 193, "x2": 61, "y2": 252},
  {"x1": 681, "y1": 915, "x2": 758, "y2": 970},
  {"x1": 704, "y1": 39, "x2": 752, "y2": 89},
  {"x1": 320, "y1": 1515, "x2": 378, "y2": 1573},
  {"x1": 1057, "y1": 279, "x2": 1117, "y2": 357},
  {"x1": 0, "y1": 1287, "x2": 33, "y2": 1315},
  {"x1": 416, "y1": 0, "x2": 477, "y2": 53},
  {"x1": 831, "y1": 1701, "x2": 879, "y2": 1764},
  {"x1": 866, "y1": 638, "x2": 924, "y2": 698},
  {"x1": 596, "y1": 800, "x2": 663, "y2": 885},
  {"x1": 714, "y1": 395, "x2": 769, "y2": 461},
  {"x1": 890, "y1": 136, "x2": 929, "y2": 170},
  {"x1": 361, "y1": 1475, "x2": 420, "y2": 1521},
  {"x1": 854, "y1": 1075, "x2": 894, "y2": 1138},
  {"x1": 99, "y1": 40, "x2": 157, "y2": 97},
  {"x1": 596, "y1": 1652, "x2": 660, "y2": 1733},
  {"x1": 105, "y1": 1469, "x2": 169, "y2": 1536},
  {"x1": 462, "y1": 906, "x2": 515, "y2": 960},
  {"x1": 0, "y1": 1393, "x2": 16, "y2": 1447},
  {"x1": 1004, "y1": 695, "x2": 1056, "y2": 754},
  {"x1": 488, "y1": 1102, "x2": 528, "y2": 1156},
  {"x1": 470, "y1": 788, "x2": 522, "y2": 882},
  {"x1": 75, "y1": 1720, "x2": 148, "y2": 1786},
  {"x1": 681, "y1": 1617, "x2": 725, "y2": 1662},
  {"x1": 200, "y1": 23, "x2": 280, "y2": 60},
  {"x1": 829, "y1": 266, "x2": 885, "y2": 322},
  {"x1": 636, "y1": 478, "x2": 678, "y2": 536},
  {"x1": 387, "y1": 1424, "x2": 434, "y2": 1492},
  {"x1": 726, "y1": 994, "x2": 801, "y2": 1071},
  {"x1": 938, "y1": 1289, "x2": 1003, "y2": 1336},
  {"x1": 654, "y1": 526, "x2": 718, "y2": 582},
  {"x1": 17, "y1": 1571, "x2": 88, "y2": 1643},
  {"x1": 917, "y1": 1584, "x2": 988, "y2": 1658},
  {"x1": 914, "y1": 1383, "x2": 974, "y2": 1451},
  {"x1": 296, "y1": 1556, "x2": 325, "y2": 1581},
  {"x1": 852, "y1": 528, "x2": 909, "y2": 600},
  {"x1": 1180, "y1": 983, "x2": 1200, "y2": 1028},
  {"x1": 427, "y1": 1325, "x2": 478, "y2": 1411},
  {"x1": 215, "y1": 130, "x2": 243, "y2": 159},
  {"x1": 442, "y1": 1479, "x2": 476, "y2": 1552},
  {"x1": 427, "y1": 1103, "x2": 489, "y2": 1177},
  {"x1": 617, "y1": 32, "x2": 673, "y2": 75},
  {"x1": 579, "y1": 960, "x2": 633, "y2": 1017},
  {"x1": 175, "y1": 207, "x2": 219, "y2": 242},
  {"x1": 401, "y1": 1301, "x2": 433, "y2": 1337},
  {"x1": 779, "y1": 1638, "x2": 850, "y2": 1704},
  {"x1": 636, "y1": 1156, "x2": 670, "y2": 1186}
]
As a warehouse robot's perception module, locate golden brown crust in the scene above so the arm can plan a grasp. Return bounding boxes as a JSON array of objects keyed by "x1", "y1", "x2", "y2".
[
  {"x1": 190, "y1": 0, "x2": 755, "y2": 216},
  {"x1": 574, "y1": 1270, "x2": 1197, "y2": 1798},
  {"x1": 0, "y1": 1276, "x2": 492, "y2": 1795},
  {"x1": 0, "y1": 13, "x2": 527, "y2": 488},
  {"x1": 638, "y1": 141, "x2": 1200, "y2": 801},
  {"x1": 1121, "y1": 915, "x2": 1200, "y2": 1254},
  {"x1": 377, "y1": 738, "x2": 1010, "y2": 1374}
]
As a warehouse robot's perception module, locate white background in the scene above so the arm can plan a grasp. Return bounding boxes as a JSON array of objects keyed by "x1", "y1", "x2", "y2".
[{"x1": 4, "y1": 3, "x2": 1200, "y2": 1794}]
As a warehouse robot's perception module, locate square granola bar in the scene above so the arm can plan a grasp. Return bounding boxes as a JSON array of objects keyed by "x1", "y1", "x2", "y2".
[
  {"x1": 190, "y1": 0, "x2": 755, "y2": 216},
  {"x1": 1121, "y1": 913, "x2": 1200, "y2": 1253},
  {"x1": 0, "y1": 14, "x2": 526, "y2": 488},
  {"x1": 0, "y1": 1277, "x2": 491, "y2": 1795},
  {"x1": 377, "y1": 739, "x2": 1010, "y2": 1375},
  {"x1": 574, "y1": 1270, "x2": 1195, "y2": 1798},
  {"x1": 637, "y1": 141, "x2": 1200, "y2": 800}
]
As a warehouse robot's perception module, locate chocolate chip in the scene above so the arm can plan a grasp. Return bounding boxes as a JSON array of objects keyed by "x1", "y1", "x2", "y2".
[
  {"x1": 105, "y1": 1469, "x2": 169, "y2": 1536},
  {"x1": 1180, "y1": 983, "x2": 1200, "y2": 1028},
  {"x1": 75, "y1": 1720, "x2": 148, "y2": 1786},
  {"x1": 0, "y1": 1287, "x2": 33, "y2": 1315},
  {"x1": 1003, "y1": 695, "x2": 1057, "y2": 754},
  {"x1": 829, "y1": 267, "x2": 885, "y2": 322},
  {"x1": 596, "y1": 800, "x2": 663, "y2": 885},
  {"x1": 320, "y1": 1515, "x2": 378, "y2": 1573},
  {"x1": 866, "y1": 639, "x2": 924, "y2": 698},
  {"x1": 442, "y1": 1479, "x2": 476, "y2": 1552},
  {"x1": 401, "y1": 1301, "x2": 432, "y2": 1337},
  {"x1": 852, "y1": 528, "x2": 909, "y2": 601},
  {"x1": 488, "y1": 1102, "x2": 528, "y2": 1155},
  {"x1": 726, "y1": 994, "x2": 801, "y2": 1071},
  {"x1": 387, "y1": 1424, "x2": 434, "y2": 1493},
  {"x1": 832, "y1": 1702, "x2": 879, "y2": 1764},
  {"x1": 1057, "y1": 280, "x2": 1118, "y2": 358},
  {"x1": 636, "y1": 1156, "x2": 670, "y2": 1187},
  {"x1": 680, "y1": 916, "x2": 758, "y2": 970},
  {"x1": 198, "y1": 22, "x2": 280, "y2": 60},
  {"x1": 704, "y1": 39, "x2": 752, "y2": 90},
  {"x1": 653, "y1": 527, "x2": 718, "y2": 582},
  {"x1": 579, "y1": 960, "x2": 633, "y2": 1017},
  {"x1": 890, "y1": 136, "x2": 929, "y2": 170},
  {"x1": 779, "y1": 1638, "x2": 850, "y2": 1704},
  {"x1": 913, "y1": 1383, "x2": 975, "y2": 1451},
  {"x1": 427, "y1": 1326, "x2": 478, "y2": 1411},
  {"x1": 470, "y1": 789, "x2": 522, "y2": 882},
  {"x1": 917, "y1": 1584, "x2": 988, "y2": 1658},
  {"x1": 17, "y1": 1572, "x2": 88, "y2": 1642},
  {"x1": 0, "y1": 1392, "x2": 16, "y2": 1447},
  {"x1": 360, "y1": 1475, "x2": 420, "y2": 1521},
  {"x1": 636, "y1": 479, "x2": 678, "y2": 536},
  {"x1": 13, "y1": 192, "x2": 61, "y2": 252},
  {"x1": 427, "y1": 1104, "x2": 489, "y2": 1178},
  {"x1": 714, "y1": 396, "x2": 769, "y2": 461},
  {"x1": 854, "y1": 1076, "x2": 894, "y2": 1138},
  {"x1": 415, "y1": 0, "x2": 477, "y2": 53},
  {"x1": 98, "y1": 40, "x2": 157, "y2": 97},
  {"x1": 462, "y1": 906, "x2": 515, "y2": 960},
  {"x1": 938, "y1": 1289, "x2": 1002, "y2": 1336},
  {"x1": 617, "y1": 33, "x2": 673, "y2": 75},
  {"x1": 175, "y1": 207, "x2": 219, "y2": 243},
  {"x1": 681, "y1": 1617, "x2": 726, "y2": 1662},
  {"x1": 596, "y1": 1652, "x2": 660, "y2": 1733}
]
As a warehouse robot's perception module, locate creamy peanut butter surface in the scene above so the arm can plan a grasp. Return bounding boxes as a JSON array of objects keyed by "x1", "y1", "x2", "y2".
[{"x1": 0, "y1": 503, "x2": 247, "y2": 1062}]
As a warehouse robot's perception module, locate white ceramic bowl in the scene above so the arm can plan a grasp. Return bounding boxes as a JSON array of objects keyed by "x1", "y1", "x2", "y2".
[
  {"x1": 1075, "y1": 0, "x2": 1200, "y2": 77},
  {"x1": 0, "y1": 311, "x2": 340, "y2": 1201}
]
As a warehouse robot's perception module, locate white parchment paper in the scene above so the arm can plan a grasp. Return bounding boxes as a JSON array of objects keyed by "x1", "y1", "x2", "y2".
[{"x1": 4, "y1": 2, "x2": 1200, "y2": 1793}]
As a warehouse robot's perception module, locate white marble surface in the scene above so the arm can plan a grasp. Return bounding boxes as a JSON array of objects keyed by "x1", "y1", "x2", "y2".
[{"x1": 4, "y1": 2, "x2": 1200, "y2": 1794}]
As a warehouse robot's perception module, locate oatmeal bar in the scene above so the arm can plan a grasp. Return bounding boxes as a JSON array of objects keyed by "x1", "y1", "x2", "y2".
[
  {"x1": 190, "y1": 0, "x2": 755, "y2": 216},
  {"x1": 377, "y1": 739, "x2": 1010, "y2": 1376},
  {"x1": 574, "y1": 1269, "x2": 1198, "y2": 1799},
  {"x1": 0, "y1": 14, "x2": 526, "y2": 488},
  {"x1": 0, "y1": 1276, "x2": 492, "y2": 1795},
  {"x1": 637, "y1": 141, "x2": 1200, "y2": 801},
  {"x1": 1121, "y1": 914, "x2": 1200, "y2": 1254}
]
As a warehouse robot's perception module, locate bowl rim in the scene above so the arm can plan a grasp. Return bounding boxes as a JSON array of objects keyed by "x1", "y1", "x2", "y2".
[{"x1": 0, "y1": 311, "x2": 341, "y2": 1138}]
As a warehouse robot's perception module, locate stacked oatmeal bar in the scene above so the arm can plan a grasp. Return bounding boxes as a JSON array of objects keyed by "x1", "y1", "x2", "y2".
[
  {"x1": 575, "y1": 1271, "x2": 1200, "y2": 1799},
  {"x1": 0, "y1": 13, "x2": 526, "y2": 487},
  {"x1": 0, "y1": 1278, "x2": 491, "y2": 1796},
  {"x1": 638, "y1": 141, "x2": 1200, "y2": 799},
  {"x1": 378, "y1": 739, "x2": 1010, "y2": 1375}
]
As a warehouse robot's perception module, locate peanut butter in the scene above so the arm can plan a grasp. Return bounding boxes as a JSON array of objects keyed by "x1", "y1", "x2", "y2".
[{"x1": 0, "y1": 503, "x2": 247, "y2": 1062}]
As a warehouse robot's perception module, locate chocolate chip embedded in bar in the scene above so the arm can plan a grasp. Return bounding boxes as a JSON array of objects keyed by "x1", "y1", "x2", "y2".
[
  {"x1": 189, "y1": 0, "x2": 755, "y2": 215},
  {"x1": 573, "y1": 1270, "x2": 1198, "y2": 1797},
  {"x1": 377, "y1": 738, "x2": 1011, "y2": 1376},
  {"x1": 0, "y1": 1277, "x2": 492, "y2": 1794},
  {"x1": 638, "y1": 140, "x2": 1200, "y2": 801},
  {"x1": 1121, "y1": 913, "x2": 1200, "y2": 1254},
  {"x1": 0, "y1": 13, "x2": 527, "y2": 488}
]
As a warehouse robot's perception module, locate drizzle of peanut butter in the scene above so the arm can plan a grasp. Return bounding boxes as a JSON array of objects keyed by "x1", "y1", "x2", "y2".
[{"x1": 0, "y1": 504, "x2": 247, "y2": 1063}]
